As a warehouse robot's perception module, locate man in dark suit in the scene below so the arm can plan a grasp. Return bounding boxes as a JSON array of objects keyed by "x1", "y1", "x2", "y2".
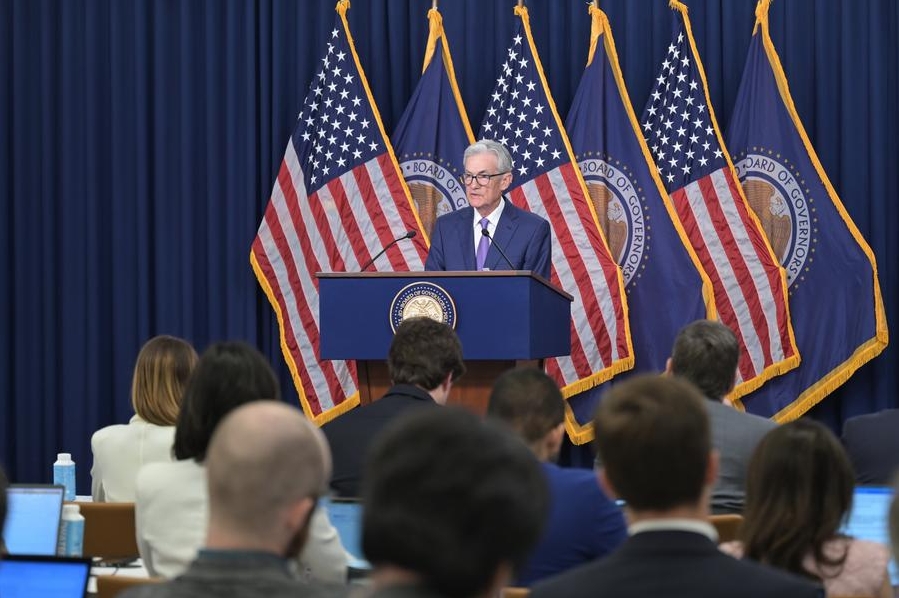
[
  {"x1": 321, "y1": 317, "x2": 465, "y2": 497},
  {"x1": 424, "y1": 140, "x2": 552, "y2": 279},
  {"x1": 842, "y1": 408, "x2": 899, "y2": 484},
  {"x1": 666, "y1": 319, "x2": 776, "y2": 514},
  {"x1": 530, "y1": 375, "x2": 822, "y2": 598},
  {"x1": 487, "y1": 369, "x2": 626, "y2": 586}
]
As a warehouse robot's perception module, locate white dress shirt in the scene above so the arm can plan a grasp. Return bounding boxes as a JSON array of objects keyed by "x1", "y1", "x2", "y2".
[
  {"x1": 90, "y1": 414, "x2": 176, "y2": 502},
  {"x1": 471, "y1": 199, "x2": 506, "y2": 259}
]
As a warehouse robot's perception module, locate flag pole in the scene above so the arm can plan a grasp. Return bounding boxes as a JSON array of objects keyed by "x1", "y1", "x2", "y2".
[{"x1": 431, "y1": 0, "x2": 437, "y2": 9}]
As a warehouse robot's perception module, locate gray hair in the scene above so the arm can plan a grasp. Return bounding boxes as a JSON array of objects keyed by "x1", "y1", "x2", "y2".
[{"x1": 464, "y1": 140, "x2": 513, "y2": 173}]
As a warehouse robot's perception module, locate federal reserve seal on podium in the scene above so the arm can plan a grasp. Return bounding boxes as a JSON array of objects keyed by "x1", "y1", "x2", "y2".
[{"x1": 389, "y1": 282, "x2": 457, "y2": 332}]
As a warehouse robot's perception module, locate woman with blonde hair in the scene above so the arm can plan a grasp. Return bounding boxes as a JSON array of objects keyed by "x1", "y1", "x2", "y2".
[
  {"x1": 90, "y1": 335, "x2": 198, "y2": 502},
  {"x1": 721, "y1": 419, "x2": 891, "y2": 598}
]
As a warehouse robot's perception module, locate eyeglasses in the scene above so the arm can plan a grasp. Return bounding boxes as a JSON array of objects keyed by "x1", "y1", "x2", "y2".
[{"x1": 459, "y1": 171, "x2": 509, "y2": 186}]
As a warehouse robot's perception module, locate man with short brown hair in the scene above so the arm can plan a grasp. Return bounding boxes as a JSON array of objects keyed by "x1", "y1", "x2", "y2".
[{"x1": 531, "y1": 375, "x2": 822, "y2": 598}]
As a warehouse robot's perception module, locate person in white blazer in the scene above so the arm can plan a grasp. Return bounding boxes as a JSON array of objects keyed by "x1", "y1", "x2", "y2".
[
  {"x1": 91, "y1": 335, "x2": 198, "y2": 502},
  {"x1": 134, "y1": 341, "x2": 349, "y2": 584}
]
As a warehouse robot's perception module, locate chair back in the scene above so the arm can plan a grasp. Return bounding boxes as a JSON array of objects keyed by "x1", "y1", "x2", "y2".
[
  {"x1": 709, "y1": 513, "x2": 744, "y2": 543},
  {"x1": 73, "y1": 502, "x2": 139, "y2": 559},
  {"x1": 95, "y1": 575, "x2": 162, "y2": 598}
]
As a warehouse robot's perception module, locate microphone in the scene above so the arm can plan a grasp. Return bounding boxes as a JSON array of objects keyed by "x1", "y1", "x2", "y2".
[
  {"x1": 360, "y1": 230, "x2": 417, "y2": 272},
  {"x1": 481, "y1": 227, "x2": 515, "y2": 270}
]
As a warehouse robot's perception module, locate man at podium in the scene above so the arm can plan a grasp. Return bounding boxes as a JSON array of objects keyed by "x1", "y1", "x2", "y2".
[{"x1": 424, "y1": 140, "x2": 552, "y2": 279}]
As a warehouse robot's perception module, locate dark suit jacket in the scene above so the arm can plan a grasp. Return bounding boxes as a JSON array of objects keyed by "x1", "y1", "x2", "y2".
[
  {"x1": 424, "y1": 200, "x2": 552, "y2": 279},
  {"x1": 842, "y1": 408, "x2": 899, "y2": 484},
  {"x1": 530, "y1": 530, "x2": 823, "y2": 598},
  {"x1": 321, "y1": 384, "x2": 437, "y2": 497}
]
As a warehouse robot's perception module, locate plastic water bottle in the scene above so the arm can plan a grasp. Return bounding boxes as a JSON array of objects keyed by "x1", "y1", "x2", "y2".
[
  {"x1": 53, "y1": 452, "x2": 77, "y2": 501},
  {"x1": 57, "y1": 503, "x2": 85, "y2": 556}
]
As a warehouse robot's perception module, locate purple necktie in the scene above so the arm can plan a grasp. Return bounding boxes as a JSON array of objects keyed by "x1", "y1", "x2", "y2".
[{"x1": 476, "y1": 217, "x2": 490, "y2": 270}]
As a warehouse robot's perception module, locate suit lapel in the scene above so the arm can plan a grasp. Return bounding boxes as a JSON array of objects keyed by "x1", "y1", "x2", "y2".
[{"x1": 456, "y1": 207, "x2": 477, "y2": 271}]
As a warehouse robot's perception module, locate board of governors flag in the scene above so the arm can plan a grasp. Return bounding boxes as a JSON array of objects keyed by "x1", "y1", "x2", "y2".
[
  {"x1": 251, "y1": 0, "x2": 427, "y2": 425},
  {"x1": 727, "y1": 0, "x2": 888, "y2": 420},
  {"x1": 640, "y1": 0, "x2": 798, "y2": 398},
  {"x1": 392, "y1": 7, "x2": 474, "y2": 238},
  {"x1": 482, "y1": 4, "x2": 633, "y2": 442},
  {"x1": 566, "y1": 5, "x2": 713, "y2": 376}
]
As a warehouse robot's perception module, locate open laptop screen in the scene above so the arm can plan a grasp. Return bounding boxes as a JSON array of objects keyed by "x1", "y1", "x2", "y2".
[
  {"x1": 4, "y1": 485, "x2": 65, "y2": 556},
  {"x1": 840, "y1": 486, "x2": 898, "y2": 585},
  {"x1": 321, "y1": 497, "x2": 370, "y2": 570},
  {"x1": 0, "y1": 554, "x2": 91, "y2": 598}
]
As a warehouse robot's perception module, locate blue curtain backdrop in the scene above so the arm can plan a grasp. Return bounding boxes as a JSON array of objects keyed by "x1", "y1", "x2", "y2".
[{"x1": 1, "y1": 0, "x2": 896, "y2": 488}]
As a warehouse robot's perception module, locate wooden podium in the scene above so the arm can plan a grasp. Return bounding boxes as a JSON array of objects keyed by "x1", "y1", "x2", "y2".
[{"x1": 317, "y1": 271, "x2": 572, "y2": 414}]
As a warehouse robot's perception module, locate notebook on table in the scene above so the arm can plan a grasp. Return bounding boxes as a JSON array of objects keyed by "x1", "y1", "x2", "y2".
[
  {"x1": 0, "y1": 554, "x2": 92, "y2": 597},
  {"x1": 839, "y1": 485, "x2": 898, "y2": 585},
  {"x1": 4, "y1": 484, "x2": 65, "y2": 555}
]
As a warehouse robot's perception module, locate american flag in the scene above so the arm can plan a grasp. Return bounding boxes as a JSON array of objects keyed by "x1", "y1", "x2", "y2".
[
  {"x1": 640, "y1": 4, "x2": 798, "y2": 395},
  {"x1": 251, "y1": 0, "x2": 427, "y2": 424},
  {"x1": 481, "y1": 5, "x2": 633, "y2": 409}
]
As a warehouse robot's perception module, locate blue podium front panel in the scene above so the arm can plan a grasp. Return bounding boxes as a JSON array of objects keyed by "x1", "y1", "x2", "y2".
[{"x1": 318, "y1": 271, "x2": 571, "y2": 360}]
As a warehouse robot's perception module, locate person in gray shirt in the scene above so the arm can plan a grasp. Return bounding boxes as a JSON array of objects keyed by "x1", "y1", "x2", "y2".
[
  {"x1": 666, "y1": 320, "x2": 777, "y2": 515},
  {"x1": 122, "y1": 401, "x2": 344, "y2": 598}
]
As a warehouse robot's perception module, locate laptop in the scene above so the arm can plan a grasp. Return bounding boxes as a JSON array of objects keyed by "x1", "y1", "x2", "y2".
[
  {"x1": 0, "y1": 554, "x2": 92, "y2": 597},
  {"x1": 321, "y1": 497, "x2": 370, "y2": 571},
  {"x1": 4, "y1": 484, "x2": 65, "y2": 556},
  {"x1": 840, "y1": 485, "x2": 898, "y2": 585}
]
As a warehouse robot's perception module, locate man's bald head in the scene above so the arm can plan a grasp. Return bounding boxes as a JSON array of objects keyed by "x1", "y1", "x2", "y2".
[{"x1": 205, "y1": 401, "x2": 329, "y2": 548}]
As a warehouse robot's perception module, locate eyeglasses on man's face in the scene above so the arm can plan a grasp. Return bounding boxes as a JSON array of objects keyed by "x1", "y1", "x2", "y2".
[{"x1": 459, "y1": 171, "x2": 510, "y2": 186}]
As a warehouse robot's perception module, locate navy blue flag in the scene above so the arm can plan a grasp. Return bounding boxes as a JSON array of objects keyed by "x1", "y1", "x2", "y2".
[
  {"x1": 392, "y1": 7, "x2": 474, "y2": 238},
  {"x1": 728, "y1": 1, "x2": 888, "y2": 419},
  {"x1": 566, "y1": 5, "x2": 713, "y2": 377}
]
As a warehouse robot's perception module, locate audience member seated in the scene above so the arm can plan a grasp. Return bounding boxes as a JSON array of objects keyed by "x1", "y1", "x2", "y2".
[
  {"x1": 720, "y1": 419, "x2": 891, "y2": 598},
  {"x1": 91, "y1": 335, "x2": 198, "y2": 502},
  {"x1": 487, "y1": 368, "x2": 626, "y2": 586},
  {"x1": 120, "y1": 401, "x2": 344, "y2": 598},
  {"x1": 666, "y1": 320, "x2": 776, "y2": 514},
  {"x1": 359, "y1": 408, "x2": 549, "y2": 598},
  {"x1": 530, "y1": 376, "x2": 823, "y2": 598},
  {"x1": 322, "y1": 317, "x2": 465, "y2": 497},
  {"x1": 134, "y1": 341, "x2": 348, "y2": 582},
  {"x1": 842, "y1": 408, "x2": 899, "y2": 485}
]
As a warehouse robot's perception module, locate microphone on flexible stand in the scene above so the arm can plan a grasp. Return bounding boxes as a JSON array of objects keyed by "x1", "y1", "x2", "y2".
[
  {"x1": 360, "y1": 230, "x2": 418, "y2": 272},
  {"x1": 481, "y1": 227, "x2": 516, "y2": 270}
]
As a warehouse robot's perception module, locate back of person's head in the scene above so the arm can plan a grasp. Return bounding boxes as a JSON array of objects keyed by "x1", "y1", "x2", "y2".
[
  {"x1": 669, "y1": 319, "x2": 739, "y2": 401},
  {"x1": 488, "y1": 368, "x2": 564, "y2": 446},
  {"x1": 362, "y1": 408, "x2": 548, "y2": 598},
  {"x1": 131, "y1": 335, "x2": 199, "y2": 426},
  {"x1": 173, "y1": 341, "x2": 280, "y2": 462},
  {"x1": 741, "y1": 419, "x2": 854, "y2": 582},
  {"x1": 205, "y1": 401, "x2": 328, "y2": 551},
  {"x1": 387, "y1": 317, "x2": 465, "y2": 391},
  {"x1": 594, "y1": 375, "x2": 711, "y2": 511}
]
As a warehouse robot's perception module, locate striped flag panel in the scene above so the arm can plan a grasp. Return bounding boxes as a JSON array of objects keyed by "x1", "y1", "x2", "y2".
[
  {"x1": 251, "y1": 0, "x2": 427, "y2": 424},
  {"x1": 639, "y1": 2, "x2": 798, "y2": 396}
]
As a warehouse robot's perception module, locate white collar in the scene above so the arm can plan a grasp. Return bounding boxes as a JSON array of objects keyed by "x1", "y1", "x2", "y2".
[{"x1": 628, "y1": 518, "x2": 719, "y2": 542}]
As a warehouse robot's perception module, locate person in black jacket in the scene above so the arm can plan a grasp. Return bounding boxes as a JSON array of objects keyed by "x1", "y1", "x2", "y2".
[{"x1": 322, "y1": 317, "x2": 465, "y2": 497}]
